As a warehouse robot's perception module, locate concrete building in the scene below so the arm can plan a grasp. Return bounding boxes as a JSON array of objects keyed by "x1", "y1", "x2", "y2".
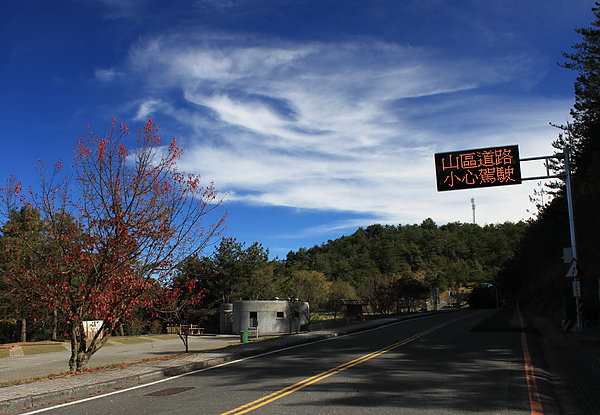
[{"x1": 220, "y1": 300, "x2": 310, "y2": 335}]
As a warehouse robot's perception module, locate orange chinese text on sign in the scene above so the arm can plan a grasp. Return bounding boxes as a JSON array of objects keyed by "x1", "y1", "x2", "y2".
[{"x1": 434, "y1": 145, "x2": 522, "y2": 191}]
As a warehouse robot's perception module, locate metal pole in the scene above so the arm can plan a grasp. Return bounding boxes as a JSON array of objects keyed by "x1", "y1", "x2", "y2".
[
  {"x1": 564, "y1": 147, "x2": 577, "y2": 260},
  {"x1": 563, "y1": 147, "x2": 582, "y2": 331}
]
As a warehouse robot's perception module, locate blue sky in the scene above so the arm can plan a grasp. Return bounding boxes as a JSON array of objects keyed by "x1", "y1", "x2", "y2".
[{"x1": 0, "y1": 0, "x2": 594, "y2": 258}]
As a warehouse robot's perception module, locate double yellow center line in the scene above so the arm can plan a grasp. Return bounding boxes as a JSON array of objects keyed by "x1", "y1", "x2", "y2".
[{"x1": 221, "y1": 316, "x2": 468, "y2": 415}]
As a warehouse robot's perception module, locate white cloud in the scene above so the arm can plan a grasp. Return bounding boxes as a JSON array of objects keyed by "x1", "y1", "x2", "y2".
[
  {"x1": 118, "y1": 34, "x2": 572, "y2": 228},
  {"x1": 134, "y1": 99, "x2": 162, "y2": 121},
  {"x1": 94, "y1": 68, "x2": 121, "y2": 81}
]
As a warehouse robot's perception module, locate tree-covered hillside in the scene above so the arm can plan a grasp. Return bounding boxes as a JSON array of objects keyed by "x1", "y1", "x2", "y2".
[{"x1": 284, "y1": 219, "x2": 528, "y2": 293}]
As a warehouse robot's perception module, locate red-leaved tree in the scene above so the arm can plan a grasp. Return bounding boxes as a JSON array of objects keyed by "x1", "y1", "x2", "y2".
[
  {"x1": 0, "y1": 118, "x2": 226, "y2": 370},
  {"x1": 157, "y1": 274, "x2": 206, "y2": 353}
]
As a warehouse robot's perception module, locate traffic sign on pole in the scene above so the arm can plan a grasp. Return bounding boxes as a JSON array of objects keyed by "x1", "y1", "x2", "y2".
[{"x1": 563, "y1": 258, "x2": 588, "y2": 279}]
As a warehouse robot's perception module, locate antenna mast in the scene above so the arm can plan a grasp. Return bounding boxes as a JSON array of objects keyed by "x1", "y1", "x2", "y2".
[{"x1": 471, "y1": 197, "x2": 476, "y2": 224}]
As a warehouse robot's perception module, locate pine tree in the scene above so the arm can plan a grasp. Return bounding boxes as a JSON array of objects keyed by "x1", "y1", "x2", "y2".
[{"x1": 555, "y1": 3, "x2": 600, "y2": 266}]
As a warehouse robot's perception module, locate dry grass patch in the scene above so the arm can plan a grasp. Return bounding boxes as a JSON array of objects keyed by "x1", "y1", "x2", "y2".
[{"x1": 22, "y1": 344, "x2": 68, "y2": 355}]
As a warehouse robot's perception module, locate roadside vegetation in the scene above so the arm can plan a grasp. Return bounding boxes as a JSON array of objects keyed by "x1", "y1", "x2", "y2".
[{"x1": 501, "y1": 3, "x2": 600, "y2": 322}]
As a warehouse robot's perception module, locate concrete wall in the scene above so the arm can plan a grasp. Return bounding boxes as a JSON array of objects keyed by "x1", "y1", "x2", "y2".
[{"x1": 225, "y1": 300, "x2": 309, "y2": 335}]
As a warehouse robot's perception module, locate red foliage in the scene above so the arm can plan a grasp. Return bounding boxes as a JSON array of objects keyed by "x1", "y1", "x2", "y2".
[{"x1": 0, "y1": 118, "x2": 226, "y2": 370}]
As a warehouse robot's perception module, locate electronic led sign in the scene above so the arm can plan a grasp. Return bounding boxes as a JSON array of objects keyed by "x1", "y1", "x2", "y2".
[{"x1": 435, "y1": 145, "x2": 522, "y2": 192}]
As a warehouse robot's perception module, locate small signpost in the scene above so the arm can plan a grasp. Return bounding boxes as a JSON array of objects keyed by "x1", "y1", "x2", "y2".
[
  {"x1": 83, "y1": 320, "x2": 104, "y2": 341},
  {"x1": 563, "y1": 258, "x2": 587, "y2": 324}
]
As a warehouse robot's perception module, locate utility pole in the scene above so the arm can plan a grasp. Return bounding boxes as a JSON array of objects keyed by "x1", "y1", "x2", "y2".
[{"x1": 471, "y1": 197, "x2": 476, "y2": 224}]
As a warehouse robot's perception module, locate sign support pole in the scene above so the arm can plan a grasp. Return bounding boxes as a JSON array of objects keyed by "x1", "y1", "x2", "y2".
[
  {"x1": 564, "y1": 147, "x2": 577, "y2": 261},
  {"x1": 563, "y1": 147, "x2": 582, "y2": 331}
]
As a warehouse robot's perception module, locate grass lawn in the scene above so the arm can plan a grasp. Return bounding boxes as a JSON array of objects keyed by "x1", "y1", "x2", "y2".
[{"x1": 105, "y1": 336, "x2": 153, "y2": 345}]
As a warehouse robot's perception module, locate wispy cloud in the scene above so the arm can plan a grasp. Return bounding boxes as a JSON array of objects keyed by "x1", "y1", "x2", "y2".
[
  {"x1": 106, "y1": 33, "x2": 570, "y2": 227},
  {"x1": 94, "y1": 68, "x2": 121, "y2": 82},
  {"x1": 134, "y1": 99, "x2": 163, "y2": 121}
]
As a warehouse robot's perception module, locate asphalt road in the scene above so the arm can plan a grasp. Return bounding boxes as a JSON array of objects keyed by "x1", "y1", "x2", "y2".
[{"x1": 22, "y1": 309, "x2": 560, "y2": 415}]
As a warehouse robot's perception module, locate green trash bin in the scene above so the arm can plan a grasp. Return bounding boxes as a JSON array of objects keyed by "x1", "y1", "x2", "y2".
[{"x1": 240, "y1": 330, "x2": 248, "y2": 343}]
